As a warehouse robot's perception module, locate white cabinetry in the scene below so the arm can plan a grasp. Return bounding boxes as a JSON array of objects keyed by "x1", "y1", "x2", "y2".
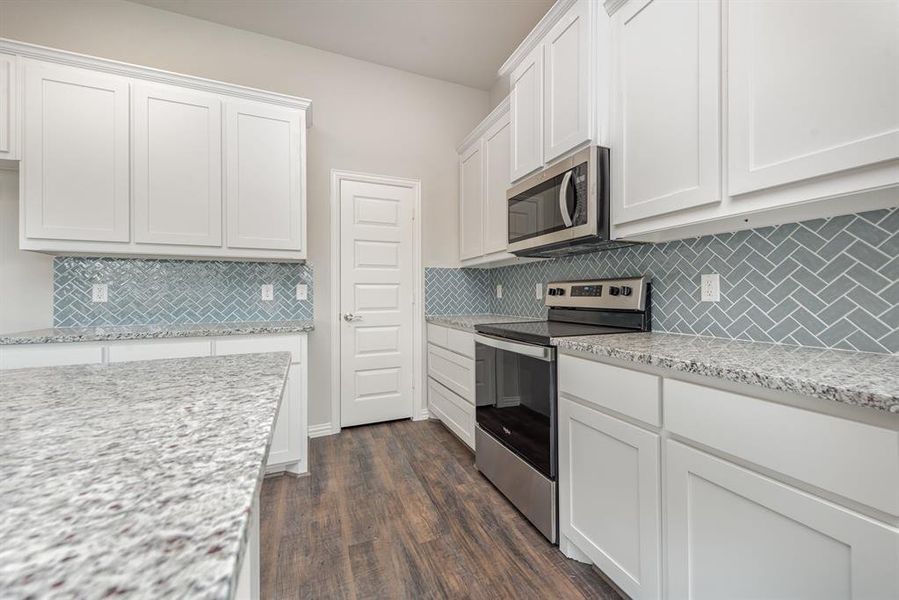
[
  {"x1": 0, "y1": 53, "x2": 17, "y2": 160},
  {"x1": 610, "y1": 0, "x2": 720, "y2": 225},
  {"x1": 666, "y1": 440, "x2": 899, "y2": 600},
  {"x1": 510, "y1": 47, "x2": 544, "y2": 182},
  {"x1": 133, "y1": 84, "x2": 222, "y2": 247},
  {"x1": 426, "y1": 323, "x2": 477, "y2": 450},
  {"x1": 5, "y1": 39, "x2": 312, "y2": 261},
  {"x1": 459, "y1": 139, "x2": 484, "y2": 260},
  {"x1": 483, "y1": 111, "x2": 512, "y2": 255},
  {"x1": 22, "y1": 59, "x2": 130, "y2": 243},
  {"x1": 225, "y1": 101, "x2": 305, "y2": 252}
]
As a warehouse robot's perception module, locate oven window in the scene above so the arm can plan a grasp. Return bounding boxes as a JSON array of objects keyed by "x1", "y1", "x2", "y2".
[
  {"x1": 508, "y1": 161, "x2": 588, "y2": 244},
  {"x1": 475, "y1": 342, "x2": 556, "y2": 478}
]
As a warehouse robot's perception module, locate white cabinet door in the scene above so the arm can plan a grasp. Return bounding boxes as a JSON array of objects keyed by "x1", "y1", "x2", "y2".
[
  {"x1": 611, "y1": 0, "x2": 720, "y2": 225},
  {"x1": 22, "y1": 59, "x2": 130, "y2": 242},
  {"x1": 728, "y1": 0, "x2": 899, "y2": 196},
  {"x1": 226, "y1": 101, "x2": 304, "y2": 251},
  {"x1": 510, "y1": 46, "x2": 544, "y2": 182},
  {"x1": 483, "y1": 110, "x2": 511, "y2": 255},
  {"x1": 666, "y1": 440, "x2": 899, "y2": 600},
  {"x1": 459, "y1": 140, "x2": 484, "y2": 260},
  {"x1": 559, "y1": 398, "x2": 661, "y2": 600},
  {"x1": 133, "y1": 84, "x2": 222, "y2": 246},
  {"x1": 543, "y1": 0, "x2": 591, "y2": 163},
  {"x1": 428, "y1": 377, "x2": 475, "y2": 450},
  {"x1": 0, "y1": 53, "x2": 16, "y2": 160},
  {"x1": 266, "y1": 365, "x2": 304, "y2": 471}
]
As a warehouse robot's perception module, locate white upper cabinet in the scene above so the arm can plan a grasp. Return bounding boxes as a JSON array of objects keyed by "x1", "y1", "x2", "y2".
[
  {"x1": 22, "y1": 59, "x2": 130, "y2": 243},
  {"x1": 133, "y1": 84, "x2": 222, "y2": 247},
  {"x1": 0, "y1": 53, "x2": 16, "y2": 160},
  {"x1": 459, "y1": 140, "x2": 484, "y2": 260},
  {"x1": 510, "y1": 46, "x2": 544, "y2": 182},
  {"x1": 727, "y1": 0, "x2": 899, "y2": 196},
  {"x1": 483, "y1": 111, "x2": 511, "y2": 255},
  {"x1": 225, "y1": 101, "x2": 304, "y2": 251},
  {"x1": 610, "y1": 0, "x2": 720, "y2": 225},
  {"x1": 543, "y1": 0, "x2": 591, "y2": 164}
]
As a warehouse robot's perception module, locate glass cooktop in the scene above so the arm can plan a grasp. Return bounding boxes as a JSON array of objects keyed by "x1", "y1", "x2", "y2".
[{"x1": 475, "y1": 320, "x2": 636, "y2": 346}]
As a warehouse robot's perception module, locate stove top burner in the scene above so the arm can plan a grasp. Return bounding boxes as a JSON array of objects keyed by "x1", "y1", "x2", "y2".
[{"x1": 475, "y1": 320, "x2": 637, "y2": 346}]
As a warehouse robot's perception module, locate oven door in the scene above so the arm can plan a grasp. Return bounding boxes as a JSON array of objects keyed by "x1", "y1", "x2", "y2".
[
  {"x1": 474, "y1": 334, "x2": 557, "y2": 479},
  {"x1": 507, "y1": 146, "x2": 600, "y2": 254}
]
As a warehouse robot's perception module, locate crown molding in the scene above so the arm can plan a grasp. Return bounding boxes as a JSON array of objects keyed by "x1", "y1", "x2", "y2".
[
  {"x1": 497, "y1": 0, "x2": 578, "y2": 78},
  {"x1": 456, "y1": 95, "x2": 510, "y2": 153},
  {"x1": 0, "y1": 37, "x2": 314, "y2": 126}
]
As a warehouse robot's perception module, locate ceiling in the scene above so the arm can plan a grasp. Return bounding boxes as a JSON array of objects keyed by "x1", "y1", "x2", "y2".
[{"x1": 127, "y1": 0, "x2": 554, "y2": 90}]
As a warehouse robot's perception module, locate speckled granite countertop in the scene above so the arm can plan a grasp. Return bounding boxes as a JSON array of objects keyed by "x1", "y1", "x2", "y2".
[
  {"x1": 554, "y1": 332, "x2": 899, "y2": 414},
  {"x1": 0, "y1": 320, "x2": 315, "y2": 345},
  {"x1": 0, "y1": 352, "x2": 291, "y2": 599},
  {"x1": 426, "y1": 314, "x2": 534, "y2": 333}
]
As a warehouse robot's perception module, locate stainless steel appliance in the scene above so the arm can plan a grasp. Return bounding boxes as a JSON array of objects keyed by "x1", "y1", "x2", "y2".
[
  {"x1": 473, "y1": 276, "x2": 651, "y2": 543},
  {"x1": 507, "y1": 146, "x2": 635, "y2": 258}
]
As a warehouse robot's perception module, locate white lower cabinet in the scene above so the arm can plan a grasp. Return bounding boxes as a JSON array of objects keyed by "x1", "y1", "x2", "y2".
[
  {"x1": 427, "y1": 378, "x2": 475, "y2": 449},
  {"x1": 665, "y1": 440, "x2": 899, "y2": 600},
  {"x1": 558, "y1": 397, "x2": 661, "y2": 600},
  {"x1": 426, "y1": 324, "x2": 476, "y2": 450}
]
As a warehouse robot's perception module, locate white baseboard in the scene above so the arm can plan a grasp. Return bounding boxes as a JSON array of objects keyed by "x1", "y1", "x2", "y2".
[
  {"x1": 414, "y1": 408, "x2": 430, "y2": 421},
  {"x1": 308, "y1": 422, "x2": 336, "y2": 438}
]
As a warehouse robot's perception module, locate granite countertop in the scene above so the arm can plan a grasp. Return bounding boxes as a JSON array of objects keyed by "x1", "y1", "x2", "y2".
[
  {"x1": 554, "y1": 332, "x2": 899, "y2": 414},
  {"x1": 0, "y1": 352, "x2": 292, "y2": 599},
  {"x1": 0, "y1": 320, "x2": 315, "y2": 345},
  {"x1": 426, "y1": 314, "x2": 534, "y2": 333}
]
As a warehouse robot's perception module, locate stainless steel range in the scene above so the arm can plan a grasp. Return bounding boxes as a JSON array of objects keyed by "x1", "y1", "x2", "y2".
[{"x1": 473, "y1": 276, "x2": 651, "y2": 543}]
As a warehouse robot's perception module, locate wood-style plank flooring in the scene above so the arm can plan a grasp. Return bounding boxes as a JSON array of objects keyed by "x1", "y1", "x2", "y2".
[{"x1": 260, "y1": 419, "x2": 624, "y2": 600}]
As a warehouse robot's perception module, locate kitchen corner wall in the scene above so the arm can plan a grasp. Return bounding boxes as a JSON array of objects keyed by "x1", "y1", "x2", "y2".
[
  {"x1": 53, "y1": 258, "x2": 313, "y2": 326},
  {"x1": 426, "y1": 207, "x2": 899, "y2": 354}
]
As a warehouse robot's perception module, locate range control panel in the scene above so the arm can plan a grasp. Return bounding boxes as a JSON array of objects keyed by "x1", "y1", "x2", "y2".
[{"x1": 545, "y1": 276, "x2": 648, "y2": 311}]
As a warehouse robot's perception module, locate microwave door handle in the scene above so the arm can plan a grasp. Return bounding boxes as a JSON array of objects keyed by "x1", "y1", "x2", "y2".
[{"x1": 558, "y1": 169, "x2": 573, "y2": 227}]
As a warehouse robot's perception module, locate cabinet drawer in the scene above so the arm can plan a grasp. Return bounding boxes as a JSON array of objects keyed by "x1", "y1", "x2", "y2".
[
  {"x1": 426, "y1": 323, "x2": 449, "y2": 348},
  {"x1": 215, "y1": 334, "x2": 304, "y2": 363},
  {"x1": 445, "y1": 328, "x2": 474, "y2": 359},
  {"x1": 559, "y1": 354, "x2": 661, "y2": 426},
  {"x1": 0, "y1": 343, "x2": 103, "y2": 370},
  {"x1": 665, "y1": 379, "x2": 899, "y2": 516},
  {"x1": 428, "y1": 377, "x2": 475, "y2": 450},
  {"x1": 427, "y1": 344, "x2": 475, "y2": 403},
  {"x1": 107, "y1": 338, "x2": 212, "y2": 363}
]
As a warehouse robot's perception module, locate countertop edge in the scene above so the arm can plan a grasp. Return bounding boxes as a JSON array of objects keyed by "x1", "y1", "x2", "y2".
[{"x1": 0, "y1": 322, "x2": 315, "y2": 345}]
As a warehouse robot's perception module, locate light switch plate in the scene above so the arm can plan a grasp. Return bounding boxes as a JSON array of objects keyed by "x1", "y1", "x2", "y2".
[
  {"x1": 701, "y1": 274, "x2": 720, "y2": 302},
  {"x1": 91, "y1": 283, "x2": 108, "y2": 303},
  {"x1": 535, "y1": 282, "x2": 543, "y2": 300},
  {"x1": 296, "y1": 284, "x2": 308, "y2": 301},
  {"x1": 496, "y1": 284, "x2": 503, "y2": 299},
  {"x1": 261, "y1": 284, "x2": 274, "y2": 301}
]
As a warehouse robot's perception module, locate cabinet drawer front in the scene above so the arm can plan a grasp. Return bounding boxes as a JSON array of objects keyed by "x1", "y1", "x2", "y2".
[
  {"x1": 665, "y1": 440, "x2": 899, "y2": 600},
  {"x1": 428, "y1": 378, "x2": 475, "y2": 449},
  {"x1": 665, "y1": 379, "x2": 899, "y2": 516},
  {"x1": 107, "y1": 339, "x2": 212, "y2": 363},
  {"x1": 427, "y1": 344, "x2": 475, "y2": 403},
  {"x1": 215, "y1": 334, "x2": 304, "y2": 363},
  {"x1": 559, "y1": 355, "x2": 660, "y2": 426},
  {"x1": 0, "y1": 344, "x2": 103, "y2": 370},
  {"x1": 426, "y1": 323, "x2": 449, "y2": 348},
  {"x1": 445, "y1": 328, "x2": 474, "y2": 359}
]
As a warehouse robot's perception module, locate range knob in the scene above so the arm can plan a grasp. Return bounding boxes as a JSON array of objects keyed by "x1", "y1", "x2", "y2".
[
  {"x1": 547, "y1": 288, "x2": 557, "y2": 296},
  {"x1": 555, "y1": 287, "x2": 566, "y2": 296},
  {"x1": 608, "y1": 286, "x2": 620, "y2": 296},
  {"x1": 620, "y1": 286, "x2": 632, "y2": 297}
]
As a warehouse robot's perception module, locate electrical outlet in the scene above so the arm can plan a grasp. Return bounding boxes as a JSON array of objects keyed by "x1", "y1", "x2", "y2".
[
  {"x1": 91, "y1": 283, "x2": 108, "y2": 303},
  {"x1": 296, "y1": 284, "x2": 308, "y2": 301},
  {"x1": 496, "y1": 284, "x2": 503, "y2": 299},
  {"x1": 701, "y1": 274, "x2": 720, "y2": 302},
  {"x1": 261, "y1": 284, "x2": 274, "y2": 301},
  {"x1": 535, "y1": 282, "x2": 543, "y2": 300}
]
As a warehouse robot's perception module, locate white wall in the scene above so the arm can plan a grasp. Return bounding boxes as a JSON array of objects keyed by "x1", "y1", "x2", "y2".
[{"x1": 0, "y1": 0, "x2": 489, "y2": 426}]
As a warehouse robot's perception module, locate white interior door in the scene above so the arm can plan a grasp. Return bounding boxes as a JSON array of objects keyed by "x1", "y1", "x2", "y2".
[{"x1": 339, "y1": 177, "x2": 414, "y2": 427}]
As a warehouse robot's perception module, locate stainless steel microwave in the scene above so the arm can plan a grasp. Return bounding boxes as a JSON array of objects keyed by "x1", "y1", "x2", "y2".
[{"x1": 507, "y1": 146, "x2": 630, "y2": 258}]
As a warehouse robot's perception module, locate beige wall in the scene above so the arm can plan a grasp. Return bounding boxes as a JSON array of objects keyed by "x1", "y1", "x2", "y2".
[{"x1": 0, "y1": 0, "x2": 490, "y2": 426}]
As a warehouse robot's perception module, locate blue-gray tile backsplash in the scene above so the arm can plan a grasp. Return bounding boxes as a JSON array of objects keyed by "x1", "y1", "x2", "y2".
[
  {"x1": 54, "y1": 258, "x2": 313, "y2": 326},
  {"x1": 426, "y1": 208, "x2": 899, "y2": 353}
]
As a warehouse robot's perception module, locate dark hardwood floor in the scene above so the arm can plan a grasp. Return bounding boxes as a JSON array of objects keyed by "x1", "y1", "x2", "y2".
[{"x1": 260, "y1": 419, "x2": 624, "y2": 600}]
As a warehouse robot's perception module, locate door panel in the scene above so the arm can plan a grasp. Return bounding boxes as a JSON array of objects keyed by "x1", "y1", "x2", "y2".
[
  {"x1": 133, "y1": 84, "x2": 222, "y2": 246},
  {"x1": 340, "y1": 178, "x2": 414, "y2": 427},
  {"x1": 23, "y1": 59, "x2": 130, "y2": 242},
  {"x1": 0, "y1": 54, "x2": 15, "y2": 159},
  {"x1": 459, "y1": 141, "x2": 484, "y2": 260},
  {"x1": 483, "y1": 113, "x2": 512, "y2": 255},
  {"x1": 510, "y1": 46, "x2": 544, "y2": 182}
]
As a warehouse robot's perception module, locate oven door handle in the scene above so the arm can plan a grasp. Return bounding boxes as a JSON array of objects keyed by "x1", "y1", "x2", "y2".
[
  {"x1": 558, "y1": 169, "x2": 574, "y2": 227},
  {"x1": 475, "y1": 334, "x2": 555, "y2": 362}
]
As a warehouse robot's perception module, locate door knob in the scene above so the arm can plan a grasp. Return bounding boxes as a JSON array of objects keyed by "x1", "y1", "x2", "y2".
[{"x1": 343, "y1": 313, "x2": 362, "y2": 322}]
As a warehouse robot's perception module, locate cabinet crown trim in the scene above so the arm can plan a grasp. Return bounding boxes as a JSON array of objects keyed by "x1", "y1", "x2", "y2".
[
  {"x1": 0, "y1": 38, "x2": 314, "y2": 125},
  {"x1": 456, "y1": 95, "x2": 510, "y2": 154},
  {"x1": 497, "y1": 0, "x2": 578, "y2": 77}
]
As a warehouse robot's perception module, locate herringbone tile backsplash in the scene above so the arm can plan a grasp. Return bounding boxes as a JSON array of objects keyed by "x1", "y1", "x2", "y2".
[
  {"x1": 54, "y1": 258, "x2": 313, "y2": 326},
  {"x1": 426, "y1": 208, "x2": 899, "y2": 354}
]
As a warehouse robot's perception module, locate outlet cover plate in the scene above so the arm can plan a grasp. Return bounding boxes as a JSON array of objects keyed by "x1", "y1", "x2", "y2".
[
  {"x1": 261, "y1": 284, "x2": 274, "y2": 301},
  {"x1": 496, "y1": 284, "x2": 503, "y2": 299},
  {"x1": 701, "y1": 274, "x2": 720, "y2": 302},
  {"x1": 91, "y1": 283, "x2": 108, "y2": 303},
  {"x1": 296, "y1": 284, "x2": 308, "y2": 301},
  {"x1": 535, "y1": 282, "x2": 543, "y2": 300}
]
